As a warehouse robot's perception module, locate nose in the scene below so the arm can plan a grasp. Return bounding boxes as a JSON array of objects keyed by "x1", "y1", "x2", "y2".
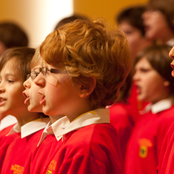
[
  {"x1": 0, "y1": 83, "x2": 5, "y2": 93},
  {"x1": 23, "y1": 78, "x2": 31, "y2": 89},
  {"x1": 142, "y1": 10, "x2": 150, "y2": 21},
  {"x1": 169, "y1": 46, "x2": 174, "y2": 60},
  {"x1": 33, "y1": 73, "x2": 46, "y2": 87}
]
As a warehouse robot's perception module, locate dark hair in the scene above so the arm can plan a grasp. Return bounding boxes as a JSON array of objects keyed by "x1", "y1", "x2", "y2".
[
  {"x1": 135, "y1": 44, "x2": 174, "y2": 94},
  {"x1": 116, "y1": 6, "x2": 146, "y2": 36},
  {"x1": 147, "y1": 0, "x2": 174, "y2": 31},
  {"x1": 0, "y1": 22, "x2": 28, "y2": 48},
  {"x1": 117, "y1": 68, "x2": 133, "y2": 103},
  {"x1": 0, "y1": 47, "x2": 35, "y2": 81},
  {"x1": 54, "y1": 14, "x2": 90, "y2": 30}
]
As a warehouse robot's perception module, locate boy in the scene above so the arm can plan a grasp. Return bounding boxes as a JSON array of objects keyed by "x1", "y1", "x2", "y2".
[
  {"x1": 23, "y1": 47, "x2": 69, "y2": 174},
  {"x1": 0, "y1": 47, "x2": 49, "y2": 173},
  {"x1": 31, "y1": 19, "x2": 131, "y2": 173}
]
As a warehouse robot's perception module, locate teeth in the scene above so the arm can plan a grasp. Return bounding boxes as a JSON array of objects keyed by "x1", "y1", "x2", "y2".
[{"x1": 0, "y1": 99, "x2": 4, "y2": 102}]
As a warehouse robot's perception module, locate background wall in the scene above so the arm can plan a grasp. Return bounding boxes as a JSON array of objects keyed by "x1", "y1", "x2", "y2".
[
  {"x1": 0, "y1": 0, "x2": 148, "y2": 48},
  {"x1": 0, "y1": 0, "x2": 73, "y2": 47},
  {"x1": 74, "y1": 0, "x2": 148, "y2": 28}
]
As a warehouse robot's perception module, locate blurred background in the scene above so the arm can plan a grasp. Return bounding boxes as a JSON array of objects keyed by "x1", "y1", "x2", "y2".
[{"x1": 0, "y1": 0, "x2": 147, "y2": 48}]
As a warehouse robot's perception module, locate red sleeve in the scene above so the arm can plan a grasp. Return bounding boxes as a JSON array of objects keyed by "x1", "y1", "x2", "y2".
[
  {"x1": 110, "y1": 103, "x2": 134, "y2": 162},
  {"x1": 158, "y1": 121, "x2": 174, "y2": 174},
  {"x1": 59, "y1": 155, "x2": 107, "y2": 174}
]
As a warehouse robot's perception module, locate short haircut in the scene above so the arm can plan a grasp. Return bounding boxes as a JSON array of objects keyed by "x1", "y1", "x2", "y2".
[
  {"x1": 135, "y1": 44, "x2": 174, "y2": 94},
  {"x1": 0, "y1": 47, "x2": 35, "y2": 81},
  {"x1": 30, "y1": 47, "x2": 42, "y2": 69},
  {"x1": 39, "y1": 19, "x2": 131, "y2": 109},
  {"x1": 116, "y1": 6, "x2": 146, "y2": 36},
  {"x1": 0, "y1": 22, "x2": 28, "y2": 48},
  {"x1": 147, "y1": 0, "x2": 174, "y2": 31}
]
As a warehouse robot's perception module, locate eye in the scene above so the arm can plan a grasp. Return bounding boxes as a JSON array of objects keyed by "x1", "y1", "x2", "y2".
[
  {"x1": 140, "y1": 68, "x2": 150, "y2": 73},
  {"x1": 7, "y1": 79, "x2": 14, "y2": 83},
  {"x1": 35, "y1": 71, "x2": 40, "y2": 76}
]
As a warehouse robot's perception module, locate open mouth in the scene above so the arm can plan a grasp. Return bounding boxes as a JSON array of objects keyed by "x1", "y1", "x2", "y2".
[
  {"x1": 40, "y1": 96, "x2": 46, "y2": 105},
  {"x1": 170, "y1": 63, "x2": 174, "y2": 69},
  {"x1": 22, "y1": 92, "x2": 30, "y2": 105},
  {"x1": 0, "y1": 97, "x2": 7, "y2": 106},
  {"x1": 136, "y1": 85, "x2": 141, "y2": 95}
]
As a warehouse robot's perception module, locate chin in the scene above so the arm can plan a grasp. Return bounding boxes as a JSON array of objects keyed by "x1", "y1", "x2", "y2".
[
  {"x1": 42, "y1": 108, "x2": 51, "y2": 116},
  {"x1": 28, "y1": 106, "x2": 39, "y2": 113}
]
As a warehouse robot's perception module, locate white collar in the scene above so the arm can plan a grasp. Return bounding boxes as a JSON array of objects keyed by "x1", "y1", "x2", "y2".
[
  {"x1": 55, "y1": 108, "x2": 110, "y2": 140},
  {"x1": 21, "y1": 117, "x2": 50, "y2": 138},
  {"x1": 0, "y1": 115, "x2": 17, "y2": 131},
  {"x1": 37, "y1": 116, "x2": 69, "y2": 146},
  {"x1": 6, "y1": 117, "x2": 49, "y2": 138},
  {"x1": 142, "y1": 98, "x2": 173, "y2": 114}
]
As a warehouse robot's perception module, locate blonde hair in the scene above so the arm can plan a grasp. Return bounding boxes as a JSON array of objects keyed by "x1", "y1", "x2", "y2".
[
  {"x1": 39, "y1": 19, "x2": 131, "y2": 109},
  {"x1": 30, "y1": 47, "x2": 42, "y2": 69}
]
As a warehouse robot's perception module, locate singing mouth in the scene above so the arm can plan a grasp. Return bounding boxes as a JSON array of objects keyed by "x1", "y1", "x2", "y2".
[
  {"x1": 171, "y1": 63, "x2": 174, "y2": 69},
  {"x1": 0, "y1": 98, "x2": 6, "y2": 102},
  {"x1": 22, "y1": 92, "x2": 30, "y2": 105},
  {"x1": 136, "y1": 85, "x2": 141, "y2": 95},
  {"x1": 40, "y1": 96, "x2": 46, "y2": 105},
  {"x1": 0, "y1": 97, "x2": 7, "y2": 106}
]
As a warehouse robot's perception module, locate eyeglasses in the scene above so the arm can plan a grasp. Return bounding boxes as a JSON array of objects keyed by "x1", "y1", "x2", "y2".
[{"x1": 27, "y1": 67, "x2": 67, "y2": 86}]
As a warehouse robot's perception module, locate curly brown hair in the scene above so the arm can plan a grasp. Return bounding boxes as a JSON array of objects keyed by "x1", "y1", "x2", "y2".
[{"x1": 39, "y1": 19, "x2": 131, "y2": 109}]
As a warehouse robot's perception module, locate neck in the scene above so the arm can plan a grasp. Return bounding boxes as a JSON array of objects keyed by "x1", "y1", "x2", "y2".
[
  {"x1": 16, "y1": 112, "x2": 40, "y2": 128},
  {"x1": 49, "y1": 115, "x2": 65, "y2": 124}
]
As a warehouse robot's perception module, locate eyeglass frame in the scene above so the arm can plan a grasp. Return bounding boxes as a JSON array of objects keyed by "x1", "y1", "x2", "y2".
[{"x1": 26, "y1": 67, "x2": 67, "y2": 80}]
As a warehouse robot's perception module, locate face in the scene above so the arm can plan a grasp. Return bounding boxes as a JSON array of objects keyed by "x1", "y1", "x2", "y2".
[
  {"x1": 169, "y1": 47, "x2": 174, "y2": 77},
  {"x1": 23, "y1": 65, "x2": 43, "y2": 112},
  {"x1": 118, "y1": 21, "x2": 147, "y2": 59},
  {"x1": 142, "y1": 10, "x2": 171, "y2": 42},
  {"x1": 133, "y1": 57, "x2": 169, "y2": 103},
  {"x1": 0, "y1": 58, "x2": 27, "y2": 120},
  {"x1": 33, "y1": 63, "x2": 82, "y2": 117}
]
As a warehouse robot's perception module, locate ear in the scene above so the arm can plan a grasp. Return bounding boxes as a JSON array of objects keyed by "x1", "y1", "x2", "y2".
[
  {"x1": 163, "y1": 81, "x2": 170, "y2": 87},
  {"x1": 79, "y1": 77, "x2": 96, "y2": 98}
]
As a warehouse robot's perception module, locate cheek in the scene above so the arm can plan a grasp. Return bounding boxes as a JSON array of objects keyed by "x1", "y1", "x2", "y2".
[
  {"x1": 141, "y1": 76, "x2": 154, "y2": 91},
  {"x1": 127, "y1": 33, "x2": 142, "y2": 48},
  {"x1": 58, "y1": 74, "x2": 70, "y2": 85},
  {"x1": 32, "y1": 86, "x2": 41, "y2": 100}
]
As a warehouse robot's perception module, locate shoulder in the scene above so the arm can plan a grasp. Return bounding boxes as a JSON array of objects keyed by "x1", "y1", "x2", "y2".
[{"x1": 63, "y1": 123, "x2": 120, "y2": 153}]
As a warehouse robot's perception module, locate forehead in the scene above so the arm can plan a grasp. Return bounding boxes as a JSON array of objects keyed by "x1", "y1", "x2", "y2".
[
  {"x1": 1, "y1": 58, "x2": 17, "y2": 71},
  {"x1": 0, "y1": 58, "x2": 22, "y2": 78},
  {"x1": 135, "y1": 57, "x2": 152, "y2": 68}
]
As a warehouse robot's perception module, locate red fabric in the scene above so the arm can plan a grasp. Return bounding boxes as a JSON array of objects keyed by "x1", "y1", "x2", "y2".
[
  {"x1": 0, "y1": 129, "x2": 44, "y2": 174},
  {"x1": 125, "y1": 105, "x2": 174, "y2": 174},
  {"x1": 109, "y1": 102, "x2": 134, "y2": 162},
  {"x1": 30, "y1": 124, "x2": 124, "y2": 174},
  {"x1": 29, "y1": 134, "x2": 64, "y2": 174},
  {"x1": 0, "y1": 124, "x2": 15, "y2": 137},
  {"x1": 0, "y1": 133, "x2": 20, "y2": 171},
  {"x1": 158, "y1": 121, "x2": 174, "y2": 174}
]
